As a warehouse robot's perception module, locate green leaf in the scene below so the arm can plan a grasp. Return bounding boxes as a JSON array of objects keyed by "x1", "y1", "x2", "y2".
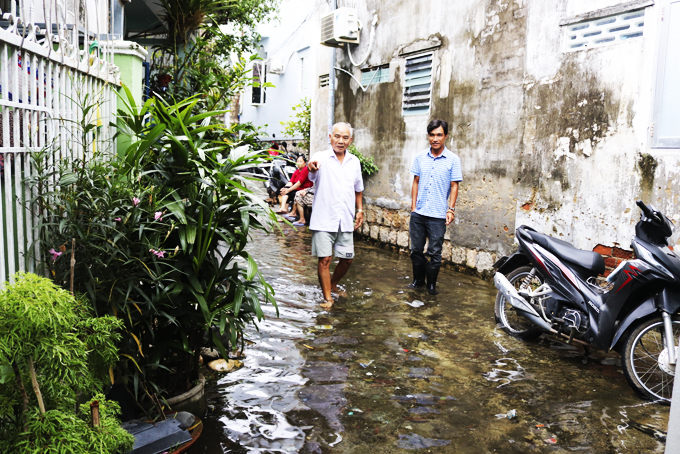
[{"x1": 246, "y1": 254, "x2": 257, "y2": 281}]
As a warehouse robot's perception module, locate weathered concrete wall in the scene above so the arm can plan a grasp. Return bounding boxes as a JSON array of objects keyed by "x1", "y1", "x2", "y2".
[{"x1": 316, "y1": 0, "x2": 680, "y2": 276}]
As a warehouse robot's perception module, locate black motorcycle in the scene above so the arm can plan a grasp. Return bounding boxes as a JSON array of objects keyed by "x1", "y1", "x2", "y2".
[{"x1": 493, "y1": 200, "x2": 680, "y2": 403}]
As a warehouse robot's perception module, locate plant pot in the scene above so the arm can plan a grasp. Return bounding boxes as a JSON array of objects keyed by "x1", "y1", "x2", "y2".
[{"x1": 165, "y1": 374, "x2": 206, "y2": 416}]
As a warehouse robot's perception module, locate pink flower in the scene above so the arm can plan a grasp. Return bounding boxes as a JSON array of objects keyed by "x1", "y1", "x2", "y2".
[
  {"x1": 149, "y1": 248, "x2": 165, "y2": 258},
  {"x1": 154, "y1": 211, "x2": 163, "y2": 221},
  {"x1": 114, "y1": 217, "x2": 122, "y2": 222},
  {"x1": 48, "y1": 248, "x2": 62, "y2": 262},
  {"x1": 133, "y1": 197, "x2": 141, "y2": 206}
]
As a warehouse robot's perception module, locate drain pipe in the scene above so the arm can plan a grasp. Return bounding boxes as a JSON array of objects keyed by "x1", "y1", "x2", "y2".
[{"x1": 327, "y1": 0, "x2": 337, "y2": 141}]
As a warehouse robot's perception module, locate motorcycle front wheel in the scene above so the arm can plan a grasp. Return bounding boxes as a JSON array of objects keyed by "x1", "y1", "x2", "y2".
[
  {"x1": 494, "y1": 266, "x2": 543, "y2": 340},
  {"x1": 621, "y1": 315, "x2": 678, "y2": 403}
]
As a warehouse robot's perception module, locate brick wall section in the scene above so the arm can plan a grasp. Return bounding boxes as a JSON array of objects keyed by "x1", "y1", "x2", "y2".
[
  {"x1": 357, "y1": 204, "x2": 498, "y2": 279},
  {"x1": 593, "y1": 244, "x2": 635, "y2": 276}
]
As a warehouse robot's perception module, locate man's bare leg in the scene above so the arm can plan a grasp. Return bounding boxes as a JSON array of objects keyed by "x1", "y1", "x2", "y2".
[
  {"x1": 330, "y1": 258, "x2": 353, "y2": 295},
  {"x1": 318, "y1": 256, "x2": 334, "y2": 307}
]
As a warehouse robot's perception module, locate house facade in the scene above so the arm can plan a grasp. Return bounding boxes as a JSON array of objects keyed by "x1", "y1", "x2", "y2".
[
  {"x1": 239, "y1": 0, "x2": 326, "y2": 146},
  {"x1": 313, "y1": 0, "x2": 680, "y2": 277}
]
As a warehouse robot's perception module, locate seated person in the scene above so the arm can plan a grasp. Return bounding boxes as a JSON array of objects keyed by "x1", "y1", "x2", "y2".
[
  {"x1": 276, "y1": 155, "x2": 312, "y2": 214},
  {"x1": 288, "y1": 187, "x2": 315, "y2": 226}
]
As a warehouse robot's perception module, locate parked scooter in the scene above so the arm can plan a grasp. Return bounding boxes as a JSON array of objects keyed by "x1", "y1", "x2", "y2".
[{"x1": 493, "y1": 200, "x2": 680, "y2": 403}]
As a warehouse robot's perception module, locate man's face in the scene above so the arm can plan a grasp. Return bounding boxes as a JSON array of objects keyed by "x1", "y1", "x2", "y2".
[
  {"x1": 428, "y1": 126, "x2": 447, "y2": 150},
  {"x1": 330, "y1": 125, "x2": 353, "y2": 154}
]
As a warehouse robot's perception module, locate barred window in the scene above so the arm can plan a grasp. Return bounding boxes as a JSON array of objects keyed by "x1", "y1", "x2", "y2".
[{"x1": 402, "y1": 53, "x2": 432, "y2": 116}]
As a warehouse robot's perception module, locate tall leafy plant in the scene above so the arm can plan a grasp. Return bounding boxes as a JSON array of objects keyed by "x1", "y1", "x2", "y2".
[{"x1": 30, "y1": 88, "x2": 279, "y2": 412}]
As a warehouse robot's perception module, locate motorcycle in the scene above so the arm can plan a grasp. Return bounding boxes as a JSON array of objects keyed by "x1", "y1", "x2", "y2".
[{"x1": 493, "y1": 200, "x2": 680, "y2": 403}]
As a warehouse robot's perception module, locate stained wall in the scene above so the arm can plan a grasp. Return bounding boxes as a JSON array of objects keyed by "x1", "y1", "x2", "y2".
[{"x1": 311, "y1": 0, "x2": 680, "y2": 276}]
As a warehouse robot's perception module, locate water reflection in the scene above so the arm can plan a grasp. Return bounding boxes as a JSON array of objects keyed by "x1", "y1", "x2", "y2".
[{"x1": 192, "y1": 228, "x2": 670, "y2": 453}]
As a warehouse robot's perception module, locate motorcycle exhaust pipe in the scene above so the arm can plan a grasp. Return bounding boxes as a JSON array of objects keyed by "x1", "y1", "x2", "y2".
[{"x1": 493, "y1": 272, "x2": 553, "y2": 332}]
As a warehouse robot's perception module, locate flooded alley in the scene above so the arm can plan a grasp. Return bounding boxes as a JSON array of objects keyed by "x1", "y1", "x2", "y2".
[{"x1": 193, "y1": 227, "x2": 670, "y2": 454}]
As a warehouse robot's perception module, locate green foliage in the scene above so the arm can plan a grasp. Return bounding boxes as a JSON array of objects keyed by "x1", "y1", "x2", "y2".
[
  {"x1": 280, "y1": 98, "x2": 311, "y2": 151},
  {"x1": 29, "y1": 86, "x2": 279, "y2": 413},
  {"x1": 0, "y1": 273, "x2": 130, "y2": 453},
  {"x1": 348, "y1": 144, "x2": 379, "y2": 176},
  {"x1": 10, "y1": 396, "x2": 134, "y2": 454}
]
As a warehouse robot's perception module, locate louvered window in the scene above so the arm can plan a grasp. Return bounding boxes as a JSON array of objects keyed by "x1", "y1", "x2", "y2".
[
  {"x1": 360, "y1": 66, "x2": 389, "y2": 86},
  {"x1": 402, "y1": 53, "x2": 432, "y2": 116},
  {"x1": 564, "y1": 9, "x2": 645, "y2": 51},
  {"x1": 319, "y1": 74, "x2": 330, "y2": 88}
]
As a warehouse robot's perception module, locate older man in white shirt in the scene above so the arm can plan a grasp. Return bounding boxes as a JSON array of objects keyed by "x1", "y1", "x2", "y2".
[{"x1": 307, "y1": 122, "x2": 364, "y2": 308}]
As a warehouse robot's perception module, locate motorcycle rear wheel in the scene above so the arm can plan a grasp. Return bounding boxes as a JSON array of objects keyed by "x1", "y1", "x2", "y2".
[
  {"x1": 494, "y1": 266, "x2": 543, "y2": 340},
  {"x1": 621, "y1": 315, "x2": 678, "y2": 404}
]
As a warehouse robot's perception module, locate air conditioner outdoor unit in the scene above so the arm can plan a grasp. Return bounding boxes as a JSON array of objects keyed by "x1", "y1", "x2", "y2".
[
  {"x1": 268, "y1": 57, "x2": 285, "y2": 74},
  {"x1": 320, "y1": 7, "x2": 360, "y2": 46}
]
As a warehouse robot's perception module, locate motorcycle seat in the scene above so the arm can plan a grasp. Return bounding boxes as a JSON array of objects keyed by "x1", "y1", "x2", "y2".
[{"x1": 524, "y1": 228, "x2": 605, "y2": 277}]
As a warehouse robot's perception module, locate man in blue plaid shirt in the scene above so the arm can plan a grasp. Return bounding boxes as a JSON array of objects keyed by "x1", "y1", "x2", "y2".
[{"x1": 408, "y1": 120, "x2": 463, "y2": 295}]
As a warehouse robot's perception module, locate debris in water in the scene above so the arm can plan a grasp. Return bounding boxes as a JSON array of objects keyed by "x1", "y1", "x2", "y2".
[
  {"x1": 404, "y1": 300, "x2": 425, "y2": 308},
  {"x1": 303, "y1": 344, "x2": 315, "y2": 350},
  {"x1": 494, "y1": 341, "x2": 509, "y2": 353},
  {"x1": 314, "y1": 325, "x2": 333, "y2": 330},
  {"x1": 545, "y1": 437, "x2": 557, "y2": 444},
  {"x1": 396, "y1": 433, "x2": 451, "y2": 449},
  {"x1": 208, "y1": 359, "x2": 243, "y2": 372},
  {"x1": 359, "y1": 360, "x2": 374, "y2": 368}
]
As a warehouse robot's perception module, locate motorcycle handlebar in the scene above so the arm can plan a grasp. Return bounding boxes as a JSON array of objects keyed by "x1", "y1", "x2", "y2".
[{"x1": 636, "y1": 200, "x2": 653, "y2": 217}]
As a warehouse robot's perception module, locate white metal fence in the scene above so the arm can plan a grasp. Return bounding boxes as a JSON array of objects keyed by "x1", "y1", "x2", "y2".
[{"x1": 0, "y1": 0, "x2": 120, "y2": 286}]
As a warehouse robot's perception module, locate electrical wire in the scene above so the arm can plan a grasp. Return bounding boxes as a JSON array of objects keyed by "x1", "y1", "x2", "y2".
[{"x1": 347, "y1": 14, "x2": 378, "y2": 67}]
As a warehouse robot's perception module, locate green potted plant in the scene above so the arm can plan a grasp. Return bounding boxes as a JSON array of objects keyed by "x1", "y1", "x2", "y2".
[
  {"x1": 30, "y1": 89, "x2": 279, "y2": 415},
  {"x1": 0, "y1": 272, "x2": 133, "y2": 453}
]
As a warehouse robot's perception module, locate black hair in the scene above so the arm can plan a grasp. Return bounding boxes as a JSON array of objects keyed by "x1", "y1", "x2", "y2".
[
  {"x1": 296, "y1": 153, "x2": 307, "y2": 163},
  {"x1": 427, "y1": 119, "x2": 449, "y2": 136}
]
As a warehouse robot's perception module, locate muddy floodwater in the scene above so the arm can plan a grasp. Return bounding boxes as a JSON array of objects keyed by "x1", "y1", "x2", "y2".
[{"x1": 193, "y1": 228, "x2": 670, "y2": 453}]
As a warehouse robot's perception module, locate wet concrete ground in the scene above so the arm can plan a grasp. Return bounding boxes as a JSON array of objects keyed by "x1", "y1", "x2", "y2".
[{"x1": 192, "y1": 227, "x2": 670, "y2": 453}]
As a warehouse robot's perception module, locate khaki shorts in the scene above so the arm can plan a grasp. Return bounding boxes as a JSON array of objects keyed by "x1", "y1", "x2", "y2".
[{"x1": 311, "y1": 229, "x2": 355, "y2": 259}]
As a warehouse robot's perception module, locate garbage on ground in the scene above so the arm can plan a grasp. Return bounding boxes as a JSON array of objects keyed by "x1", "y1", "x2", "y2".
[
  {"x1": 495, "y1": 409, "x2": 517, "y2": 419},
  {"x1": 359, "y1": 360, "x2": 374, "y2": 368},
  {"x1": 208, "y1": 359, "x2": 243, "y2": 372},
  {"x1": 314, "y1": 325, "x2": 333, "y2": 330},
  {"x1": 544, "y1": 437, "x2": 557, "y2": 444},
  {"x1": 404, "y1": 300, "x2": 425, "y2": 308},
  {"x1": 200, "y1": 347, "x2": 221, "y2": 360}
]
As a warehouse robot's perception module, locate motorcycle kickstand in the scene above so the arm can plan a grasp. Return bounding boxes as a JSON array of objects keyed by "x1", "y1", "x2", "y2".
[
  {"x1": 567, "y1": 328, "x2": 575, "y2": 345},
  {"x1": 661, "y1": 312, "x2": 677, "y2": 365}
]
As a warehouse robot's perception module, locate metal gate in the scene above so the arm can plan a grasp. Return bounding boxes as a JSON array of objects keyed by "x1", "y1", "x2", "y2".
[{"x1": 0, "y1": 0, "x2": 120, "y2": 286}]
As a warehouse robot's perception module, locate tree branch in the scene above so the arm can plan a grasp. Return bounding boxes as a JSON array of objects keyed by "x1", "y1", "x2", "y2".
[{"x1": 27, "y1": 357, "x2": 46, "y2": 414}]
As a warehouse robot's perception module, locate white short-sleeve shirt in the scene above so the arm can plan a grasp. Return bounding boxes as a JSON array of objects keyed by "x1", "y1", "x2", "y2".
[{"x1": 308, "y1": 149, "x2": 364, "y2": 232}]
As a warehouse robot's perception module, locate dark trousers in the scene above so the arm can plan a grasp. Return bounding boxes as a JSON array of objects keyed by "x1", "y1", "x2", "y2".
[{"x1": 409, "y1": 212, "x2": 446, "y2": 269}]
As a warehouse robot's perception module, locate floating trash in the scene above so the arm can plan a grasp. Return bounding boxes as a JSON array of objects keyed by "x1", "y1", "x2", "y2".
[
  {"x1": 404, "y1": 300, "x2": 425, "y2": 308},
  {"x1": 396, "y1": 433, "x2": 451, "y2": 449},
  {"x1": 495, "y1": 409, "x2": 517, "y2": 419},
  {"x1": 208, "y1": 359, "x2": 243, "y2": 372},
  {"x1": 314, "y1": 325, "x2": 333, "y2": 330}
]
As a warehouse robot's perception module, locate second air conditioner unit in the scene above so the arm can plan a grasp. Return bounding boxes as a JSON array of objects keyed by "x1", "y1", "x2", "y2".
[{"x1": 320, "y1": 7, "x2": 360, "y2": 46}]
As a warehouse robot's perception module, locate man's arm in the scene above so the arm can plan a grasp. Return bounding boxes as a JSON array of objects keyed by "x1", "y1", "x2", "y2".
[
  {"x1": 411, "y1": 176, "x2": 420, "y2": 212},
  {"x1": 354, "y1": 191, "x2": 364, "y2": 230},
  {"x1": 446, "y1": 181, "x2": 459, "y2": 226}
]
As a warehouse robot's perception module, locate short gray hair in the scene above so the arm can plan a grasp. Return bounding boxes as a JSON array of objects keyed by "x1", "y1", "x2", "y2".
[{"x1": 332, "y1": 122, "x2": 354, "y2": 138}]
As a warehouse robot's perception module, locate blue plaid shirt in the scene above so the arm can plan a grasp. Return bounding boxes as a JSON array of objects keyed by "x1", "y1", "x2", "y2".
[{"x1": 411, "y1": 147, "x2": 463, "y2": 219}]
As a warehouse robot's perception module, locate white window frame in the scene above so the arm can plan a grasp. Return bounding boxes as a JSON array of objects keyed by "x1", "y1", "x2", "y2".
[
  {"x1": 651, "y1": 0, "x2": 680, "y2": 148},
  {"x1": 251, "y1": 61, "x2": 267, "y2": 106},
  {"x1": 402, "y1": 52, "x2": 433, "y2": 117}
]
